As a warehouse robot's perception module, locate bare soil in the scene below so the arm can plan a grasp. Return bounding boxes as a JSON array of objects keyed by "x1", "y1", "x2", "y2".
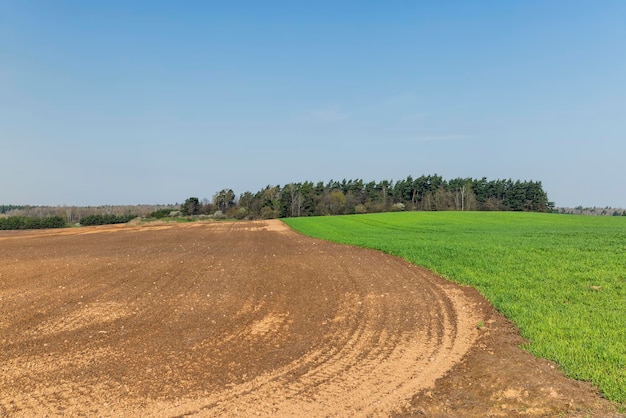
[{"x1": 0, "y1": 220, "x2": 621, "y2": 417}]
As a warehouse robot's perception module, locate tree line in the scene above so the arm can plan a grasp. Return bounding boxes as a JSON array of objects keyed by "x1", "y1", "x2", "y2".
[
  {"x1": 1, "y1": 204, "x2": 174, "y2": 223},
  {"x1": 0, "y1": 205, "x2": 25, "y2": 214},
  {"x1": 0, "y1": 216, "x2": 66, "y2": 230},
  {"x1": 557, "y1": 207, "x2": 626, "y2": 216},
  {"x1": 0, "y1": 205, "x2": 172, "y2": 230},
  {"x1": 79, "y1": 213, "x2": 137, "y2": 226},
  {"x1": 0, "y1": 175, "x2": 554, "y2": 229},
  {"x1": 182, "y1": 175, "x2": 553, "y2": 219}
]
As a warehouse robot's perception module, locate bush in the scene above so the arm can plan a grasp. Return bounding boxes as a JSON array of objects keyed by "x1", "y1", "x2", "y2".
[
  {"x1": 212, "y1": 210, "x2": 226, "y2": 219},
  {"x1": 233, "y1": 208, "x2": 249, "y2": 220},
  {"x1": 149, "y1": 208, "x2": 173, "y2": 219},
  {"x1": 0, "y1": 215, "x2": 66, "y2": 230},
  {"x1": 80, "y1": 214, "x2": 135, "y2": 226},
  {"x1": 39, "y1": 216, "x2": 66, "y2": 229}
]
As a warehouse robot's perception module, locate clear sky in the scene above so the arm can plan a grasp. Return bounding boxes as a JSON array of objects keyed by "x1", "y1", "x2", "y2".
[{"x1": 2, "y1": 1, "x2": 625, "y2": 207}]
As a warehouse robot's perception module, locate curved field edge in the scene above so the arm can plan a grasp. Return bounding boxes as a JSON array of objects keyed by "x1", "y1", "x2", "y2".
[{"x1": 282, "y1": 212, "x2": 626, "y2": 405}]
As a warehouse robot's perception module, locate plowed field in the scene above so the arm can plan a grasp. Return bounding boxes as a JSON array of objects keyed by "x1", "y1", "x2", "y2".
[{"x1": 0, "y1": 221, "x2": 620, "y2": 417}]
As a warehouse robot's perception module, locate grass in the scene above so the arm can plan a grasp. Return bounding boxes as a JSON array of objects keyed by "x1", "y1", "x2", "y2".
[{"x1": 283, "y1": 211, "x2": 626, "y2": 404}]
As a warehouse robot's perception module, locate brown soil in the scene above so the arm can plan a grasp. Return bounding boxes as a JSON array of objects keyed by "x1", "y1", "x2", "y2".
[{"x1": 0, "y1": 220, "x2": 621, "y2": 417}]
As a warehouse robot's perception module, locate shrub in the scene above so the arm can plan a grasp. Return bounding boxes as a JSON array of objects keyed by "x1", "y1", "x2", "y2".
[
  {"x1": 80, "y1": 214, "x2": 135, "y2": 226},
  {"x1": 0, "y1": 215, "x2": 65, "y2": 230},
  {"x1": 149, "y1": 208, "x2": 173, "y2": 219}
]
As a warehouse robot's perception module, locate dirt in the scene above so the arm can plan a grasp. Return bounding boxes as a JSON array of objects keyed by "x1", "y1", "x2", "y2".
[{"x1": 0, "y1": 220, "x2": 621, "y2": 417}]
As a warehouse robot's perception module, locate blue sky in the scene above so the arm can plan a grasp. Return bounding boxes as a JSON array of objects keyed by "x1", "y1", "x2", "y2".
[{"x1": 1, "y1": 1, "x2": 625, "y2": 207}]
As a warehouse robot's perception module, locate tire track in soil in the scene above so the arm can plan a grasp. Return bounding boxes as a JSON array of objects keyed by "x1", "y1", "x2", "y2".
[{"x1": 1, "y1": 220, "x2": 479, "y2": 417}]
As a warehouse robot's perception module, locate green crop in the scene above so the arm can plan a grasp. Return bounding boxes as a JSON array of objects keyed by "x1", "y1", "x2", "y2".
[{"x1": 283, "y1": 212, "x2": 626, "y2": 404}]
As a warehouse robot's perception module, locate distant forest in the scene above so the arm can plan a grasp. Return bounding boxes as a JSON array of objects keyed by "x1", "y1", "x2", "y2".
[
  {"x1": 3, "y1": 175, "x2": 624, "y2": 230},
  {"x1": 183, "y1": 175, "x2": 554, "y2": 219},
  {"x1": 2, "y1": 175, "x2": 556, "y2": 226}
]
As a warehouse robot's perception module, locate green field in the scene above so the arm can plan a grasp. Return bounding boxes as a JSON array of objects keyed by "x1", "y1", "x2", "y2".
[{"x1": 283, "y1": 212, "x2": 626, "y2": 404}]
